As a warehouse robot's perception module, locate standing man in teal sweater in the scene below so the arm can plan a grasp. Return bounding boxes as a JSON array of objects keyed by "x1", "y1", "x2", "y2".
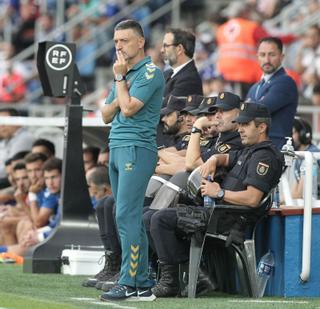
[{"x1": 100, "y1": 19, "x2": 165, "y2": 302}]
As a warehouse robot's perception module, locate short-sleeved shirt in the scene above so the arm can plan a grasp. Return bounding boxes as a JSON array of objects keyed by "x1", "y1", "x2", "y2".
[
  {"x1": 106, "y1": 56, "x2": 165, "y2": 153},
  {"x1": 224, "y1": 140, "x2": 284, "y2": 195},
  {"x1": 41, "y1": 188, "x2": 60, "y2": 213},
  {"x1": 36, "y1": 189, "x2": 45, "y2": 206}
]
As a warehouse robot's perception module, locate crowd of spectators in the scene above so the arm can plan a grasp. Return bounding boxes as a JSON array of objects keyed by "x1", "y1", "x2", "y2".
[{"x1": 0, "y1": 0, "x2": 318, "y2": 108}]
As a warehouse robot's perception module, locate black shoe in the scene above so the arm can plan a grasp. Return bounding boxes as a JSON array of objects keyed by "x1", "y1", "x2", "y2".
[
  {"x1": 100, "y1": 272, "x2": 120, "y2": 291},
  {"x1": 151, "y1": 263, "x2": 180, "y2": 297},
  {"x1": 180, "y1": 268, "x2": 216, "y2": 297},
  {"x1": 100, "y1": 284, "x2": 137, "y2": 301},
  {"x1": 83, "y1": 251, "x2": 120, "y2": 288},
  {"x1": 152, "y1": 283, "x2": 179, "y2": 297}
]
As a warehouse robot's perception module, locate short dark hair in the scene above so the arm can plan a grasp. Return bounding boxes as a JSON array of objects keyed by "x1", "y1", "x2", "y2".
[
  {"x1": 0, "y1": 108, "x2": 19, "y2": 116},
  {"x1": 83, "y1": 146, "x2": 100, "y2": 164},
  {"x1": 313, "y1": 84, "x2": 320, "y2": 95},
  {"x1": 13, "y1": 162, "x2": 26, "y2": 172},
  {"x1": 254, "y1": 117, "x2": 271, "y2": 135},
  {"x1": 25, "y1": 152, "x2": 48, "y2": 164},
  {"x1": 167, "y1": 28, "x2": 196, "y2": 58},
  {"x1": 258, "y1": 37, "x2": 283, "y2": 53},
  {"x1": 89, "y1": 166, "x2": 110, "y2": 187},
  {"x1": 11, "y1": 151, "x2": 29, "y2": 162},
  {"x1": 32, "y1": 138, "x2": 55, "y2": 156},
  {"x1": 5, "y1": 158, "x2": 12, "y2": 166},
  {"x1": 114, "y1": 19, "x2": 144, "y2": 38},
  {"x1": 43, "y1": 157, "x2": 62, "y2": 173}
]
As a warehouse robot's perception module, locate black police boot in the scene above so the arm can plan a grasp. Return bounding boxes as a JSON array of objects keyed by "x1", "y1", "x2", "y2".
[
  {"x1": 82, "y1": 251, "x2": 120, "y2": 288},
  {"x1": 151, "y1": 263, "x2": 180, "y2": 297}
]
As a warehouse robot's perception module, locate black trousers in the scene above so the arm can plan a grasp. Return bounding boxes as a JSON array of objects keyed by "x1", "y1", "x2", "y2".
[
  {"x1": 95, "y1": 195, "x2": 121, "y2": 255},
  {"x1": 150, "y1": 208, "x2": 190, "y2": 265}
]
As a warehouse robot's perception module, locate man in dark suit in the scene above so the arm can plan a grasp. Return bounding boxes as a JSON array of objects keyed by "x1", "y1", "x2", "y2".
[
  {"x1": 246, "y1": 37, "x2": 298, "y2": 149},
  {"x1": 157, "y1": 28, "x2": 203, "y2": 147},
  {"x1": 161, "y1": 28, "x2": 203, "y2": 98}
]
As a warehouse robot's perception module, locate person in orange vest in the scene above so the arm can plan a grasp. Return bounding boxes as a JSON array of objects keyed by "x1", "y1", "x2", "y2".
[
  {"x1": 0, "y1": 65, "x2": 26, "y2": 103},
  {"x1": 216, "y1": 1, "x2": 295, "y2": 98}
]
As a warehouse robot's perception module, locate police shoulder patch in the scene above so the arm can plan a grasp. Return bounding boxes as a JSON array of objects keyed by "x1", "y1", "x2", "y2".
[
  {"x1": 200, "y1": 139, "x2": 210, "y2": 146},
  {"x1": 256, "y1": 162, "x2": 269, "y2": 176},
  {"x1": 217, "y1": 143, "x2": 231, "y2": 153},
  {"x1": 182, "y1": 134, "x2": 191, "y2": 142}
]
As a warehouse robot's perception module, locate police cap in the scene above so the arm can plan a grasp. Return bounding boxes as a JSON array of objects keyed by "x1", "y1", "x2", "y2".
[
  {"x1": 208, "y1": 92, "x2": 241, "y2": 112},
  {"x1": 234, "y1": 102, "x2": 270, "y2": 123},
  {"x1": 181, "y1": 95, "x2": 203, "y2": 114},
  {"x1": 191, "y1": 96, "x2": 217, "y2": 115},
  {"x1": 161, "y1": 95, "x2": 186, "y2": 115}
]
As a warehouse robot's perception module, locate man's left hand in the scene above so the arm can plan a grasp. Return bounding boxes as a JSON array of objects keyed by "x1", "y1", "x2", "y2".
[
  {"x1": 200, "y1": 179, "x2": 221, "y2": 198},
  {"x1": 113, "y1": 51, "x2": 128, "y2": 76}
]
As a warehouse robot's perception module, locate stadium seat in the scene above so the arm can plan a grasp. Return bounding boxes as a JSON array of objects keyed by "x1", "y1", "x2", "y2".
[{"x1": 188, "y1": 189, "x2": 274, "y2": 298}]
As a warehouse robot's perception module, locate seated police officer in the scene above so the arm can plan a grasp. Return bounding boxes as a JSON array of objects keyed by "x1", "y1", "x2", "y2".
[
  {"x1": 159, "y1": 95, "x2": 189, "y2": 153},
  {"x1": 149, "y1": 102, "x2": 284, "y2": 298},
  {"x1": 156, "y1": 94, "x2": 203, "y2": 176},
  {"x1": 146, "y1": 92, "x2": 243, "y2": 211}
]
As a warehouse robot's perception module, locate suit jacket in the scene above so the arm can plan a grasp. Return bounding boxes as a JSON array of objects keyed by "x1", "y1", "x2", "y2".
[
  {"x1": 157, "y1": 60, "x2": 203, "y2": 147},
  {"x1": 163, "y1": 60, "x2": 203, "y2": 99},
  {"x1": 246, "y1": 67, "x2": 298, "y2": 149}
]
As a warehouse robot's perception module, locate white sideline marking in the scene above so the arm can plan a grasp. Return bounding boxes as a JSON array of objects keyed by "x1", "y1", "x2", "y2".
[
  {"x1": 70, "y1": 297, "x2": 137, "y2": 309},
  {"x1": 229, "y1": 300, "x2": 309, "y2": 304},
  {"x1": 71, "y1": 297, "x2": 97, "y2": 301},
  {"x1": 91, "y1": 301, "x2": 137, "y2": 309}
]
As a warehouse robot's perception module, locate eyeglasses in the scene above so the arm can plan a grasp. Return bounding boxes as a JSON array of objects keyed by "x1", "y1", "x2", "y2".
[{"x1": 162, "y1": 43, "x2": 178, "y2": 48}]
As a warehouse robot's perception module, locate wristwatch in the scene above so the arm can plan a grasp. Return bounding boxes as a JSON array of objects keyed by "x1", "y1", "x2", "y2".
[
  {"x1": 114, "y1": 74, "x2": 126, "y2": 82},
  {"x1": 217, "y1": 189, "x2": 225, "y2": 200},
  {"x1": 191, "y1": 126, "x2": 202, "y2": 134}
]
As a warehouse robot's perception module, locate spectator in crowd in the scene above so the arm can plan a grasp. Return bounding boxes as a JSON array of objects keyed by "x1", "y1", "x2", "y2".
[
  {"x1": 82, "y1": 166, "x2": 121, "y2": 290},
  {"x1": 295, "y1": 25, "x2": 320, "y2": 99},
  {"x1": 0, "y1": 162, "x2": 30, "y2": 246},
  {"x1": 291, "y1": 117, "x2": 320, "y2": 199},
  {"x1": 0, "y1": 108, "x2": 35, "y2": 179},
  {"x1": 83, "y1": 146, "x2": 100, "y2": 173},
  {"x1": 100, "y1": 19, "x2": 164, "y2": 301},
  {"x1": 312, "y1": 84, "x2": 320, "y2": 106},
  {"x1": 150, "y1": 102, "x2": 284, "y2": 297},
  {"x1": 0, "y1": 150, "x2": 29, "y2": 191},
  {"x1": 0, "y1": 64, "x2": 26, "y2": 103},
  {"x1": 31, "y1": 139, "x2": 55, "y2": 158},
  {"x1": 24, "y1": 153, "x2": 48, "y2": 226},
  {"x1": 11, "y1": 2, "x2": 38, "y2": 58},
  {"x1": 0, "y1": 157, "x2": 62, "y2": 255},
  {"x1": 246, "y1": 37, "x2": 298, "y2": 149},
  {"x1": 0, "y1": 159, "x2": 16, "y2": 204},
  {"x1": 73, "y1": 23, "x2": 98, "y2": 93},
  {"x1": 97, "y1": 146, "x2": 110, "y2": 167},
  {"x1": 215, "y1": 1, "x2": 264, "y2": 97}
]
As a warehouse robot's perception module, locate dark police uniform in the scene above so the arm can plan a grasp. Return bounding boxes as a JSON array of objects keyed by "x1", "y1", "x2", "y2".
[
  {"x1": 174, "y1": 132, "x2": 190, "y2": 151},
  {"x1": 201, "y1": 131, "x2": 243, "y2": 162},
  {"x1": 150, "y1": 102, "x2": 284, "y2": 265}
]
